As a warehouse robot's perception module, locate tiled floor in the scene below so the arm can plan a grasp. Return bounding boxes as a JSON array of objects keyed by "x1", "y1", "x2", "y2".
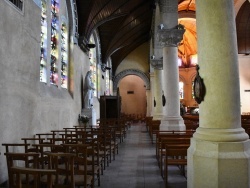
[{"x1": 98, "y1": 122, "x2": 187, "y2": 188}]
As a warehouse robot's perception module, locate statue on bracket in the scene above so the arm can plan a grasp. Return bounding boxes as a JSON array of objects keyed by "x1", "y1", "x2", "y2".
[{"x1": 83, "y1": 70, "x2": 95, "y2": 109}]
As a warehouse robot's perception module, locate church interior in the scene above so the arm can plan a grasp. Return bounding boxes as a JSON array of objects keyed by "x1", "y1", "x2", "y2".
[{"x1": 0, "y1": 0, "x2": 250, "y2": 187}]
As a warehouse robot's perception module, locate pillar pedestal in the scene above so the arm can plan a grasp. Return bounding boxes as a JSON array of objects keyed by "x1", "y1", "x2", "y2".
[
  {"x1": 187, "y1": 0, "x2": 250, "y2": 187},
  {"x1": 188, "y1": 138, "x2": 250, "y2": 188},
  {"x1": 160, "y1": 116, "x2": 185, "y2": 131}
]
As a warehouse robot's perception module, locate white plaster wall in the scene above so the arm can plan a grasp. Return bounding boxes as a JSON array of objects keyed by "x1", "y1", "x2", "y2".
[
  {"x1": 115, "y1": 42, "x2": 150, "y2": 75},
  {"x1": 0, "y1": 0, "x2": 90, "y2": 183},
  {"x1": 238, "y1": 55, "x2": 250, "y2": 113}
]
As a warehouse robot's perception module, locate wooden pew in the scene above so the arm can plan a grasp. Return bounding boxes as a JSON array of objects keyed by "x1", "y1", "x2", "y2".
[
  {"x1": 159, "y1": 137, "x2": 190, "y2": 177},
  {"x1": 145, "y1": 116, "x2": 153, "y2": 132},
  {"x1": 154, "y1": 130, "x2": 194, "y2": 177},
  {"x1": 149, "y1": 120, "x2": 161, "y2": 143},
  {"x1": 155, "y1": 130, "x2": 194, "y2": 160},
  {"x1": 164, "y1": 146, "x2": 188, "y2": 187},
  {"x1": 183, "y1": 115, "x2": 199, "y2": 130}
]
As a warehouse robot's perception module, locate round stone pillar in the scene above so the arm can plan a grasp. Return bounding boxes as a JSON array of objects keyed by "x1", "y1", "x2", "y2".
[
  {"x1": 158, "y1": 0, "x2": 185, "y2": 130},
  {"x1": 153, "y1": 69, "x2": 163, "y2": 120},
  {"x1": 146, "y1": 89, "x2": 152, "y2": 117},
  {"x1": 148, "y1": 72, "x2": 155, "y2": 117},
  {"x1": 187, "y1": 0, "x2": 250, "y2": 187}
]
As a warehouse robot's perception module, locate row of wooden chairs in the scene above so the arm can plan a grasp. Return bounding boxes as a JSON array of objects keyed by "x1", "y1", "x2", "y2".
[
  {"x1": 3, "y1": 130, "x2": 100, "y2": 187},
  {"x1": 182, "y1": 115, "x2": 199, "y2": 131},
  {"x1": 122, "y1": 113, "x2": 146, "y2": 123},
  {"x1": 2, "y1": 117, "x2": 131, "y2": 188},
  {"x1": 154, "y1": 130, "x2": 194, "y2": 188},
  {"x1": 143, "y1": 116, "x2": 195, "y2": 188}
]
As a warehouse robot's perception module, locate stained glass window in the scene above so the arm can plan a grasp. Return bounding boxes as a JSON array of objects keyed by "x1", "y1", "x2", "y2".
[
  {"x1": 40, "y1": 0, "x2": 70, "y2": 89},
  {"x1": 105, "y1": 60, "x2": 111, "y2": 95},
  {"x1": 89, "y1": 35, "x2": 97, "y2": 97},
  {"x1": 61, "y1": 22, "x2": 68, "y2": 89},
  {"x1": 105, "y1": 71, "x2": 110, "y2": 95},
  {"x1": 40, "y1": 0, "x2": 47, "y2": 83},
  {"x1": 50, "y1": 0, "x2": 59, "y2": 85},
  {"x1": 179, "y1": 81, "x2": 184, "y2": 99}
]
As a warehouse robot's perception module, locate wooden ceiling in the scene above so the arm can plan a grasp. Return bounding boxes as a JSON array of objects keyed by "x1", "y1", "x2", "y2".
[
  {"x1": 76, "y1": 0, "x2": 250, "y2": 74},
  {"x1": 76, "y1": 0, "x2": 156, "y2": 74}
]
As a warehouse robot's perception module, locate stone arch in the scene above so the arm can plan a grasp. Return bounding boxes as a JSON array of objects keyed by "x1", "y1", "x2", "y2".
[
  {"x1": 66, "y1": 0, "x2": 79, "y2": 44},
  {"x1": 179, "y1": 75, "x2": 187, "y2": 84},
  {"x1": 113, "y1": 69, "x2": 150, "y2": 92}
]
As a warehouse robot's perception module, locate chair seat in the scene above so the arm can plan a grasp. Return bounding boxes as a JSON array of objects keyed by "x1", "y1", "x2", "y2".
[
  {"x1": 40, "y1": 174, "x2": 65, "y2": 185},
  {"x1": 74, "y1": 174, "x2": 93, "y2": 186},
  {"x1": 79, "y1": 164, "x2": 100, "y2": 174}
]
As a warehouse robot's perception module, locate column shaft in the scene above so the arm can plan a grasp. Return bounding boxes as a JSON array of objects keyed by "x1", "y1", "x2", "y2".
[
  {"x1": 159, "y1": 0, "x2": 185, "y2": 130},
  {"x1": 188, "y1": 0, "x2": 250, "y2": 187},
  {"x1": 153, "y1": 69, "x2": 163, "y2": 120}
]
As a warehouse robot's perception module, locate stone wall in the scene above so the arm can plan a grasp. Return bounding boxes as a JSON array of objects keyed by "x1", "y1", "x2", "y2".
[{"x1": 0, "y1": 0, "x2": 90, "y2": 183}]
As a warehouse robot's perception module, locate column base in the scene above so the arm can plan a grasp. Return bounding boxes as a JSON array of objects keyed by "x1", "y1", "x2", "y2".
[
  {"x1": 194, "y1": 127, "x2": 249, "y2": 142},
  {"x1": 188, "y1": 138, "x2": 250, "y2": 188},
  {"x1": 160, "y1": 116, "x2": 185, "y2": 131}
]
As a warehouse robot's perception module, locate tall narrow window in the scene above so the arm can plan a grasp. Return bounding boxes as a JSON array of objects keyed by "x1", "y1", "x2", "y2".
[
  {"x1": 40, "y1": 0, "x2": 47, "y2": 83},
  {"x1": 89, "y1": 35, "x2": 97, "y2": 97},
  {"x1": 179, "y1": 81, "x2": 184, "y2": 99},
  {"x1": 105, "y1": 70, "x2": 110, "y2": 95},
  {"x1": 105, "y1": 60, "x2": 111, "y2": 95},
  {"x1": 50, "y1": 0, "x2": 60, "y2": 85},
  {"x1": 61, "y1": 21, "x2": 68, "y2": 89}
]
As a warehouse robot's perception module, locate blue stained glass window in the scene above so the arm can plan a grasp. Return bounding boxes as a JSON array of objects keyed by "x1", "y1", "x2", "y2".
[
  {"x1": 61, "y1": 22, "x2": 68, "y2": 89},
  {"x1": 89, "y1": 35, "x2": 97, "y2": 97},
  {"x1": 40, "y1": 0, "x2": 47, "y2": 83},
  {"x1": 50, "y1": 0, "x2": 60, "y2": 85}
]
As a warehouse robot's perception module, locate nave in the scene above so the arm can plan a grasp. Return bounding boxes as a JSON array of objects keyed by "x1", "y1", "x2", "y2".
[
  {"x1": 98, "y1": 122, "x2": 187, "y2": 188},
  {"x1": 1, "y1": 120, "x2": 188, "y2": 188}
]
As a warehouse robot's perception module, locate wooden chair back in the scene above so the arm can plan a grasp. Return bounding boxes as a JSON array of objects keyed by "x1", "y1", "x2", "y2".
[
  {"x1": 46, "y1": 152, "x2": 75, "y2": 187},
  {"x1": 10, "y1": 167, "x2": 55, "y2": 188},
  {"x1": 4, "y1": 152, "x2": 40, "y2": 187}
]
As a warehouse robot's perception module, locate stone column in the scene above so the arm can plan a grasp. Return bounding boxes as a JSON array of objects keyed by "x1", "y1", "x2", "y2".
[
  {"x1": 187, "y1": 0, "x2": 250, "y2": 187},
  {"x1": 152, "y1": 68, "x2": 164, "y2": 120},
  {"x1": 151, "y1": 3, "x2": 164, "y2": 120},
  {"x1": 149, "y1": 72, "x2": 155, "y2": 116},
  {"x1": 146, "y1": 89, "x2": 152, "y2": 117},
  {"x1": 157, "y1": 0, "x2": 185, "y2": 130}
]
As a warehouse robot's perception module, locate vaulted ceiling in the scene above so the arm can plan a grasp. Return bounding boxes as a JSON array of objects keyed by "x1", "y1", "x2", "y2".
[{"x1": 76, "y1": 0, "x2": 250, "y2": 74}]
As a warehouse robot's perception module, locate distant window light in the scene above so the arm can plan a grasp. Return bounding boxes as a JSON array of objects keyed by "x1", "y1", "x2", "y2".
[
  {"x1": 190, "y1": 54, "x2": 198, "y2": 66},
  {"x1": 179, "y1": 82, "x2": 184, "y2": 99},
  {"x1": 8, "y1": 0, "x2": 23, "y2": 10},
  {"x1": 89, "y1": 34, "x2": 97, "y2": 97},
  {"x1": 178, "y1": 58, "x2": 182, "y2": 67}
]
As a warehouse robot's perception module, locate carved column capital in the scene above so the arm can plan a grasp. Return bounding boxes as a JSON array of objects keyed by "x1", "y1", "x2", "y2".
[
  {"x1": 156, "y1": 24, "x2": 185, "y2": 47},
  {"x1": 150, "y1": 56, "x2": 163, "y2": 69}
]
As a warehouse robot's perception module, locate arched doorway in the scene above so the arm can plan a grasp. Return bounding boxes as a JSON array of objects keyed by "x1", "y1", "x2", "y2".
[{"x1": 119, "y1": 75, "x2": 147, "y2": 116}]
